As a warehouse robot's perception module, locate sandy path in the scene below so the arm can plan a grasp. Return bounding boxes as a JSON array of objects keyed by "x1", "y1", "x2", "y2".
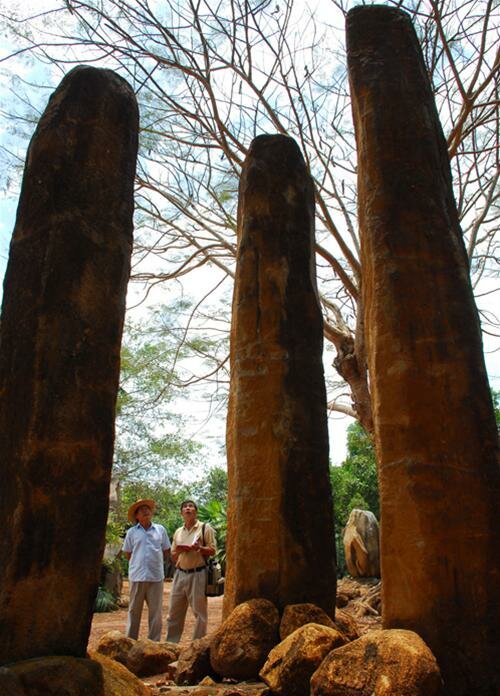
[{"x1": 88, "y1": 579, "x2": 223, "y2": 650}]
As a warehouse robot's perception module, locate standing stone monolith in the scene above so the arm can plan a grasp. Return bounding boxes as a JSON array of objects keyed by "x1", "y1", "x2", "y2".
[
  {"x1": 0, "y1": 66, "x2": 138, "y2": 664},
  {"x1": 225, "y1": 134, "x2": 336, "y2": 617},
  {"x1": 347, "y1": 7, "x2": 500, "y2": 694}
]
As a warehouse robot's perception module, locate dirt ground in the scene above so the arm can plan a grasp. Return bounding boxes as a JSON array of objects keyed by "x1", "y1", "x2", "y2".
[{"x1": 88, "y1": 579, "x2": 224, "y2": 651}]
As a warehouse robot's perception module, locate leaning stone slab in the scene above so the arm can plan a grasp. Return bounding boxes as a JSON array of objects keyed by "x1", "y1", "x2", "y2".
[
  {"x1": 90, "y1": 651, "x2": 153, "y2": 695},
  {"x1": 0, "y1": 65, "x2": 138, "y2": 666},
  {"x1": 311, "y1": 629, "x2": 443, "y2": 695},
  {"x1": 347, "y1": 7, "x2": 500, "y2": 694},
  {"x1": 225, "y1": 134, "x2": 336, "y2": 617},
  {"x1": 210, "y1": 598, "x2": 279, "y2": 680},
  {"x1": 260, "y1": 622, "x2": 347, "y2": 696}
]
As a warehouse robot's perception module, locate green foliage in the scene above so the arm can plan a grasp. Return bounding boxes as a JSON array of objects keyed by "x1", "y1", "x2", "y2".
[
  {"x1": 94, "y1": 586, "x2": 118, "y2": 613},
  {"x1": 330, "y1": 422, "x2": 379, "y2": 577},
  {"x1": 114, "y1": 301, "x2": 207, "y2": 483},
  {"x1": 492, "y1": 389, "x2": 500, "y2": 431},
  {"x1": 197, "y1": 466, "x2": 228, "y2": 506},
  {"x1": 330, "y1": 422, "x2": 380, "y2": 529},
  {"x1": 198, "y1": 499, "x2": 227, "y2": 570}
]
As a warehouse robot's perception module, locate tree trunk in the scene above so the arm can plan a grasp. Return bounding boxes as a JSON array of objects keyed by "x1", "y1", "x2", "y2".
[{"x1": 347, "y1": 7, "x2": 500, "y2": 694}]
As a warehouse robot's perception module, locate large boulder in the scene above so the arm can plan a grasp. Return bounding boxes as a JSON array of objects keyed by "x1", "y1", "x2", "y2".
[
  {"x1": 343, "y1": 509, "x2": 380, "y2": 578},
  {"x1": 125, "y1": 639, "x2": 180, "y2": 677},
  {"x1": 175, "y1": 635, "x2": 218, "y2": 685},
  {"x1": 260, "y1": 623, "x2": 347, "y2": 696},
  {"x1": 90, "y1": 651, "x2": 153, "y2": 695},
  {"x1": 0, "y1": 654, "x2": 151, "y2": 695},
  {"x1": 310, "y1": 629, "x2": 443, "y2": 695},
  {"x1": 210, "y1": 598, "x2": 280, "y2": 680},
  {"x1": 279, "y1": 603, "x2": 335, "y2": 640}
]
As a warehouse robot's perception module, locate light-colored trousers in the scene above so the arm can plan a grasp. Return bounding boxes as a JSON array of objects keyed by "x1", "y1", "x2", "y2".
[
  {"x1": 166, "y1": 568, "x2": 207, "y2": 643},
  {"x1": 126, "y1": 580, "x2": 164, "y2": 641}
]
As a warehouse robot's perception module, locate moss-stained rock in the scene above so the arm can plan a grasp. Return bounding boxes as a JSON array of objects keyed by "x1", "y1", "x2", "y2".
[{"x1": 0, "y1": 65, "x2": 138, "y2": 665}]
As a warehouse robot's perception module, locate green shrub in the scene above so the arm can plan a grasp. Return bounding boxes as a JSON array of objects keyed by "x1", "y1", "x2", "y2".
[{"x1": 94, "y1": 586, "x2": 118, "y2": 613}]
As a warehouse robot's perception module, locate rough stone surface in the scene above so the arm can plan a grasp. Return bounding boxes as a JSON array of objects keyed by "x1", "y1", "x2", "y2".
[
  {"x1": 0, "y1": 65, "x2": 138, "y2": 665},
  {"x1": 210, "y1": 598, "x2": 280, "y2": 680},
  {"x1": 175, "y1": 634, "x2": 218, "y2": 685},
  {"x1": 311, "y1": 629, "x2": 443, "y2": 695},
  {"x1": 279, "y1": 603, "x2": 335, "y2": 640},
  {"x1": 260, "y1": 622, "x2": 347, "y2": 696},
  {"x1": 225, "y1": 134, "x2": 336, "y2": 617},
  {"x1": 89, "y1": 651, "x2": 153, "y2": 695},
  {"x1": 343, "y1": 509, "x2": 380, "y2": 578},
  {"x1": 126, "y1": 639, "x2": 180, "y2": 677},
  {"x1": 0, "y1": 667, "x2": 24, "y2": 696},
  {"x1": 347, "y1": 7, "x2": 500, "y2": 694},
  {"x1": 332, "y1": 609, "x2": 360, "y2": 643},
  {"x1": 96, "y1": 631, "x2": 135, "y2": 664},
  {"x1": 7, "y1": 655, "x2": 105, "y2": 695}
]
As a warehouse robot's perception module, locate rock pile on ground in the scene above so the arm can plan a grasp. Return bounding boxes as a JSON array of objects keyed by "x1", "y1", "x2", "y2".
[{"x1": 90, "y1": 587, "x2": 442, "y2": 696}]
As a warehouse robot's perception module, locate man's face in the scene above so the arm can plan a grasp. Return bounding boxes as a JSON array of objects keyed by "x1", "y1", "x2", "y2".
[
  {"x1": 181, "y1": 502, "x2": 197, "y2": 522},
  {"x1": 135, "y1": 505, "x2": 152, "y2": 524}
]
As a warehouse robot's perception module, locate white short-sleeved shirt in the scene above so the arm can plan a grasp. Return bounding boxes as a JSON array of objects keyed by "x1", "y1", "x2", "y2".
[{"x1": 122, "y1": 522, "x2": 170, "y2": 582}]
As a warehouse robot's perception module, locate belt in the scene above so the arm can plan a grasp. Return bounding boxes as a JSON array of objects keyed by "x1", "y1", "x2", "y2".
[{"x1": 176, "y1": 565, "x2": 206, "y2": 574}]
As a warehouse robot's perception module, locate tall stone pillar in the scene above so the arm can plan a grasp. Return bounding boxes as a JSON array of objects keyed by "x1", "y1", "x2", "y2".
[
  {"x1": 347, "y1": 7, "x2": 500, "y2": 694},
  {"x1": 0, "y1": 66, "x2": 138, "y2": 664},
  {"x1": 224, "y1": 134, "x2": 336, "y2": 618}
]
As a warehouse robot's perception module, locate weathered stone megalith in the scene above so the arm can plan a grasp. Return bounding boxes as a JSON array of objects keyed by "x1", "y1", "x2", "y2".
[
  {"x1": 0, "y1": 65, "x2": 138, "y2": 664},
  {"x1": 343, "y1": 508, "x2": 380, "y2": 578},
  {"x1": 346, "y1": 7, "x2": 500, "y2": 694},
  {"x1": 224, "y1": 134, "x2": 336, "y2": 617}
]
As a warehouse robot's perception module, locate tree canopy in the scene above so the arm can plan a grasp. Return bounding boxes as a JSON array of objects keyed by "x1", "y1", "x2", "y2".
[{"x1": 1, "y1": 0, "x2": 498, "y2": 436}]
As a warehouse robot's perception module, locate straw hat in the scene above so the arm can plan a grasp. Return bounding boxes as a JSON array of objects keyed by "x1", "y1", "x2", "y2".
[{"x1": 127, "y1": 498, "x2": 156, "y2": 523}]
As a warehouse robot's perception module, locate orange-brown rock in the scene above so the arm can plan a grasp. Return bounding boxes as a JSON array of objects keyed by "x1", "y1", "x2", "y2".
[
  {"x1": 332, "y1": 608, "x2": 360, "y2": 642},
  {"x1": 311, "y1": 629, "x2": 443, "y2": 695},
  {"x1": 225, "y1": 134, "x2": 336, "y2": 617},
  {"x1": 4, "y1": 656, "x2": 104, "y2": 696},
  {"x1": 279, "y1": 603, "x2": 336, "y2": 640},
  {"x1": 0, "y1": 65, "x2": 138, "y2": 665},
  {"x1": 210, "y1": 598, "x2": 279, "y2": 680},
  {"x1": 347, "y1": 6, "x2": 500, "y2": 694},
  {"x1": 343, "y1": 508, "x2": 380, "y2": 577},
  {"x1": 90, "y1": 651, "x2": 153, "y2": 695},
  {"x1": 126, "y1": 639, "x2": 180, "y2": 677},
  {"x1": 96, "y1": 631, "x2": 135, "y2": 664},
  {"x1": 260, "y1": 622, "x2": 347, "y2": 696},
  {"x1": 175, "y1": 634, "x2": 218, "y2": 685}
]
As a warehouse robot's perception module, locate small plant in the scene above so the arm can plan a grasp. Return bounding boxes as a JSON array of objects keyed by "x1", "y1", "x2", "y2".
[{"x1": 94, "y1": 586, "x2": 118, "y2": 613}]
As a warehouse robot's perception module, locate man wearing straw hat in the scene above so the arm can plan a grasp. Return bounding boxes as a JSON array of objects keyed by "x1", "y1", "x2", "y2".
[{"x1": 122, "y1": 498, "x2": 171, "y2": 641}]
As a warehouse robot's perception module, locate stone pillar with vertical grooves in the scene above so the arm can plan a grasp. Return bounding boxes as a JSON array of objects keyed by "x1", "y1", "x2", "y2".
[
  {"x1": 224, "y1": 134, "x2": 336, "y2": 618},
  {"x1": 0, "y1": 66, "x2": 138, "y2": 664},
  {"x1": 347, "y1": 7, "x2": 500, "y2": 694}
]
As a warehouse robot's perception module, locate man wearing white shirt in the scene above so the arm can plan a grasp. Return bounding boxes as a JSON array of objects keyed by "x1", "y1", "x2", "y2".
[{"x1": 122, "y1": 498, "x2": 171, "y2": 641}]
